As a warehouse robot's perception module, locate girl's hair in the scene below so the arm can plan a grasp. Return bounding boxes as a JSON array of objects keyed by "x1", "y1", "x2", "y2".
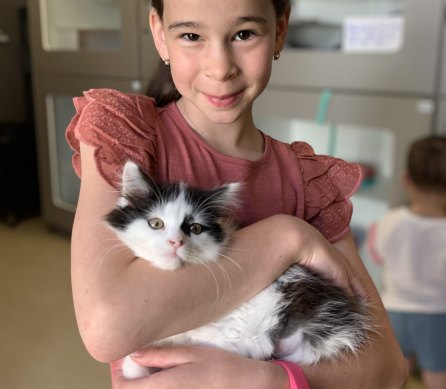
[
  {"x1": 407, "y1": 135, "x2": 446, "y2": 193},
  {"x1": 146, "y1": 0, "x2": 291, "y2": 106}
]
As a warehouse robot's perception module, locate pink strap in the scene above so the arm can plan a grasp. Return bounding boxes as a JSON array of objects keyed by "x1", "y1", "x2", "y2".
[{"x1": 272, "y1": 360, "x2": 310, "y2": 389}]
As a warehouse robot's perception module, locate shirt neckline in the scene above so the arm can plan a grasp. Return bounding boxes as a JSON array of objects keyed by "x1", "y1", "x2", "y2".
[{"x1": 167, "y1": 101, "x2": 272, "y2": 168}]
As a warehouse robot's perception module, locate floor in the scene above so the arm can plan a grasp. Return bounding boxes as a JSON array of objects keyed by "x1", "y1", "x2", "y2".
[
  {"x1": 0, "y1": 217, "x2": 425, "y2": 389},
  {"x1": 0, "y1": 217, "x2": 109, "y2": 389}
]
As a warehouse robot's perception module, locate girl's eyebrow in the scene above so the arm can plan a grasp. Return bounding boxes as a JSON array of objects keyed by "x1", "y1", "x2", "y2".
[
  {"x1": 168, "y1": 21, "x2": 204, "y2": 30},
  {"x1": 236, "y1": 16, "x2": 268, "y2": 25},
  {"x1": 168, "y1": 16, "x2": 268, "y2": 31}
]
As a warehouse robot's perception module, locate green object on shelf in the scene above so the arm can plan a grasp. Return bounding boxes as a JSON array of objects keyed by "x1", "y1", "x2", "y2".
[
  {"x1": 316, "y1": 88, "x2": 338, "y2": 156},
  {"x1": 316, "y1": 88, "x2": 332, "y2": 124}
]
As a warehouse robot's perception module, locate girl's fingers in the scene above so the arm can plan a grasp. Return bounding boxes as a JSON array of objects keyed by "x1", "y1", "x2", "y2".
[{"x1": 131, "y1": 346, "x2": 195, "y2": 369}]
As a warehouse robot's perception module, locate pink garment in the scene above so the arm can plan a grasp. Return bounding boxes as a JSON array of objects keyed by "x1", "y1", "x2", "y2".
[
  {"x1": 66, "y1": 88, "x2": 362, "y2": 241},
  {"x1": 273, "y1": 360, "x2": 310, "y2": 389}
]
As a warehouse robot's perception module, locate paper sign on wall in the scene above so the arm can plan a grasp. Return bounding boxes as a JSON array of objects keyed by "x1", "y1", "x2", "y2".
[{"x1": 343, "y1": 16, "x2": 404, "y2": 53}]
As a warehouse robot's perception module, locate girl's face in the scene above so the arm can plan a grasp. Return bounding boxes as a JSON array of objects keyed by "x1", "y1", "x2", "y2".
[{"x1": 150, "y1": 0, "x2": 289, "y2": 127}]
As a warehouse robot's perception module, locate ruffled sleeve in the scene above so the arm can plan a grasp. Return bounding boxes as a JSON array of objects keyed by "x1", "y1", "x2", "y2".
[
  {"x1": 66, "y1": 88, "x2": 158, "y2": 189},
  {"x1": 291, "y1": 141, "x2": 363, "y2": 242}
]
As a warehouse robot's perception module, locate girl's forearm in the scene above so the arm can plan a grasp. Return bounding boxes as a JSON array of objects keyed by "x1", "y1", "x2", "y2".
[{"x1": 72, "y1": 215, "x2": 300, "y2": 362}]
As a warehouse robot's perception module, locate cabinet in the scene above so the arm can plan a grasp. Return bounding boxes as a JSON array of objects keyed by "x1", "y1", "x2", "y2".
[
  {"x1": 28, "y1": 0, "x2": 158, "y2": 81},
  {"x1": 275, "y1": 0, "x2": 443, "y2": 94},
  {"x1": 32, "y1": 74, "x2": 138, "y2": 232},
  {"x1": 28, "y1": 0, "x2": 159, "y2": 232}
]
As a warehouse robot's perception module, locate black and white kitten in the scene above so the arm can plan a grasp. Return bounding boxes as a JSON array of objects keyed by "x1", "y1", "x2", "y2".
[{"x1": 106, "y1": 161, "x2": 371, "y2": 379}]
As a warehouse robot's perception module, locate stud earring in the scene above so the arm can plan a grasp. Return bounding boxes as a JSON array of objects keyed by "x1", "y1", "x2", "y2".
[
  {"x1": 162, "y1": 58, "x2": 170, "y2": 66},
  {"x1": 273, "y1": 52, "x2": 281, "y2": 61}
]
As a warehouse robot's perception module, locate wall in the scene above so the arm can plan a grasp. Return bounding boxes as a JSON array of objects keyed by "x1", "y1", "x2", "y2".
[{"x1": 0, "y1": 0, "x2": 27, "y2": 123}]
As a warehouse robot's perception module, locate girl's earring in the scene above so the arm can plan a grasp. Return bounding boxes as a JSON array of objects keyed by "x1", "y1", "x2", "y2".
[
  {"x1": 162, "y1": 58, "x2": 170, "y2": 66},
  {"x1": 273, "y1": 52, "x2": 281, "y2": 61}
]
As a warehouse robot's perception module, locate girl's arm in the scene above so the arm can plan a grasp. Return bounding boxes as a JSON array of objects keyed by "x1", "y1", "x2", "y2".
[
  {"x1": 109, "y1": 233, "x2": 406, "y2": 389},
  {"x1": 72, "y1": 142, "x2": 356, "y2": 363}
]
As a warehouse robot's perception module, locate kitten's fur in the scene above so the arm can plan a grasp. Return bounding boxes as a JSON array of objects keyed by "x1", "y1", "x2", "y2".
[{"x1": 106, "y1": 161, "x2": 371, "y2": 379}]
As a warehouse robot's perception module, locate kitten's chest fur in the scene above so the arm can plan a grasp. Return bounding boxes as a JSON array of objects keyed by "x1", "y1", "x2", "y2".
[
  {"x1": 161, "y1": 283, "x2": 284, "y2": 360},
  {"x1": 106, "y1": 161, "x2": 371, "y2": 379}
]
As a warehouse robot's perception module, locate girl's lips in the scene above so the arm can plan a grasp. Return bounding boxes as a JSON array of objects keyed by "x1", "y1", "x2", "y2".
[{"x1": 203, "y1": 91, "x2": 243, "y2": 108}]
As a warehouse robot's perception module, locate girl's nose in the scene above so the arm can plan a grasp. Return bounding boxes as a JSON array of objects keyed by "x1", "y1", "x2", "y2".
[
  {"x1": 204, "y1": 43, "x2": 237, "y2": 82},
  {"x1": 169, "y1": 237, "x2": 184, "y2": 249}
]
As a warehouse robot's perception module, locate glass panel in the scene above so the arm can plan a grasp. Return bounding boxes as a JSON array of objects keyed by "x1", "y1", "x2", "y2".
[
  {"x1": 46, "y1": 95, "x2": 80, "y2": 210},
  {"x1": 256, "y1": 116, "x2": 395, "y2": 184},
  {"x1": 40, "y1": 0, "x2": 122, "y2": 51},
  {"x1": 288, "y1": 0, "x2": 405, "y2": 52}
]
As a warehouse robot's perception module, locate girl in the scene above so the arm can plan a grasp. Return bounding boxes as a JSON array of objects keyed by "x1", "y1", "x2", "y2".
[{"x1": 67, "y1": 0, "x2": 407, "y2": 387}]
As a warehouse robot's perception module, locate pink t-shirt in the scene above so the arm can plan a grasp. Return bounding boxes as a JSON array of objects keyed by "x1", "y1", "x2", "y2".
[{"x1": 66, "y1": 88, "x2": 361, "y2": 242}]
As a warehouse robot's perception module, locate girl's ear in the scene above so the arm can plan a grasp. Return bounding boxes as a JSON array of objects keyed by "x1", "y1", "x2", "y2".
[
  {"x1": 274, "y1": 5, "x2": 291, "y2": 55},
  {"x1": 149, "y1": 8, "x2": 169, "y2": 60}
]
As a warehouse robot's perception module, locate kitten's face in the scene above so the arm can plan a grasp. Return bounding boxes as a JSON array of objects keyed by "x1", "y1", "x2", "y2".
[{"x1": 106, "y1": 162, "x2": 238, "y2": 271}]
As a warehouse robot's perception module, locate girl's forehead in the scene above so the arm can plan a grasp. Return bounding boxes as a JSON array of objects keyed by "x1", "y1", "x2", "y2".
[{"x1": 162, "y1": 0, "x2": 276, "y2": 24}]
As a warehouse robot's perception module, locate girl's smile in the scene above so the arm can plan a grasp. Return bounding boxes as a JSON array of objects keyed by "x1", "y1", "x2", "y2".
[
  {"x1": 202, "y1": 90, "x2": 244, "y2": 109},
  {"x1": 150, "y1": 0, "x2": 288, "y2": 133}
]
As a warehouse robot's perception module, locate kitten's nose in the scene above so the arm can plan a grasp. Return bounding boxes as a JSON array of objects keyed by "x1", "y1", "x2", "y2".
[{"x1": 169, "y1": 238, "x2": 184, "y2": 249}]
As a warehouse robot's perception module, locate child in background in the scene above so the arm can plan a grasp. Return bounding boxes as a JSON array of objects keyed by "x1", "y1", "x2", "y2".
[
  {"x1": 367, "y1": 135, "x2": 446, "y2": 389},
  {"x1": 67, "y1": 0, "x2": 406, "y2": 388}
]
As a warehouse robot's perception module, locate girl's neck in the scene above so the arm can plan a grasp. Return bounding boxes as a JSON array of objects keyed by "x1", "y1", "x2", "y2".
[{"x1": 176, "y1": 99, "x2": 264, "y2": 162}]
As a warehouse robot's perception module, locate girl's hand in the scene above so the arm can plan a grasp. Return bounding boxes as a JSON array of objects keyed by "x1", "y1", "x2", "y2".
[
  {"x1": 110, "y1": 346, "x2": 289, "y2": 389},
  {"x1": 284, "y1": 216, "x2": 363, "y2": 297}
]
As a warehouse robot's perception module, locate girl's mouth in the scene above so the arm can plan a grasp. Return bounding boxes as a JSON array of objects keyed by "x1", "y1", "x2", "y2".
[{"x1": 203, "y1": 91, "x2": 243, "y2": 108}]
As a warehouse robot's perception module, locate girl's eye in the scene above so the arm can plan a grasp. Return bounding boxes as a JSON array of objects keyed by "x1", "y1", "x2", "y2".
[
  {"x1": 148, "y1": 218, "x2": 164, "y2": 230},
  {"x1": 189, "y1": 223, "x2": 203, "y2": 235},
  {"x1": 235, "y1": 30, "x2": 255, "y2": 41},
  {"x1": 181, "y1": 33, "x2": 200, "y2": 42}
]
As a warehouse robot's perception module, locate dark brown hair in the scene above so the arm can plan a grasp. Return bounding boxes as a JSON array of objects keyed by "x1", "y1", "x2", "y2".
[
  {"x1": 151, "y1": 0, "x2": 290, "y2": 19},
  {"x1": 146, "y1": 0, "x2": 291, "y2": 106},
  {"x1": 407, "y1": 135, "x2": 446, "y2": 193}
]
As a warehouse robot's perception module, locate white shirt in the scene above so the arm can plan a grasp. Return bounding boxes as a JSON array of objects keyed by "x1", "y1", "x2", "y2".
[{"x1": 373, "y1": 206, "x2": 446, "y2": 313}]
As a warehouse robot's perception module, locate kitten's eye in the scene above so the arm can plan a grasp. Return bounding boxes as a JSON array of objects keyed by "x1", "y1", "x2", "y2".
[
  {"x1": 189, "y1": 223, "x2": 203, "y2": 235},
  {"x1": 148, "y1": 218, "x2": 164, "y2": 230}
]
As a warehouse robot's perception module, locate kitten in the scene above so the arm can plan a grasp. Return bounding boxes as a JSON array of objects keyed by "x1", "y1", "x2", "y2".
[{"x1": 106, "y1": 161, "x2": 371, "y2": 379}]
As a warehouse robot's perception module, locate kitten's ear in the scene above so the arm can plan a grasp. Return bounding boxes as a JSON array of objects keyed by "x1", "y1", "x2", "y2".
[
  {"x1": 212, "y1": 182, "x2": 241, "y2": 210},
  {"x1": 121, "y1": 161, "x2": 154, "y2": 198}
]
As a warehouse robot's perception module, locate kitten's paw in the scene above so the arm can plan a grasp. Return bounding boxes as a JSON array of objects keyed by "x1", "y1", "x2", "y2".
[{"x1": 122, "y1": 355, "x2": 151, "y2": 379}]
